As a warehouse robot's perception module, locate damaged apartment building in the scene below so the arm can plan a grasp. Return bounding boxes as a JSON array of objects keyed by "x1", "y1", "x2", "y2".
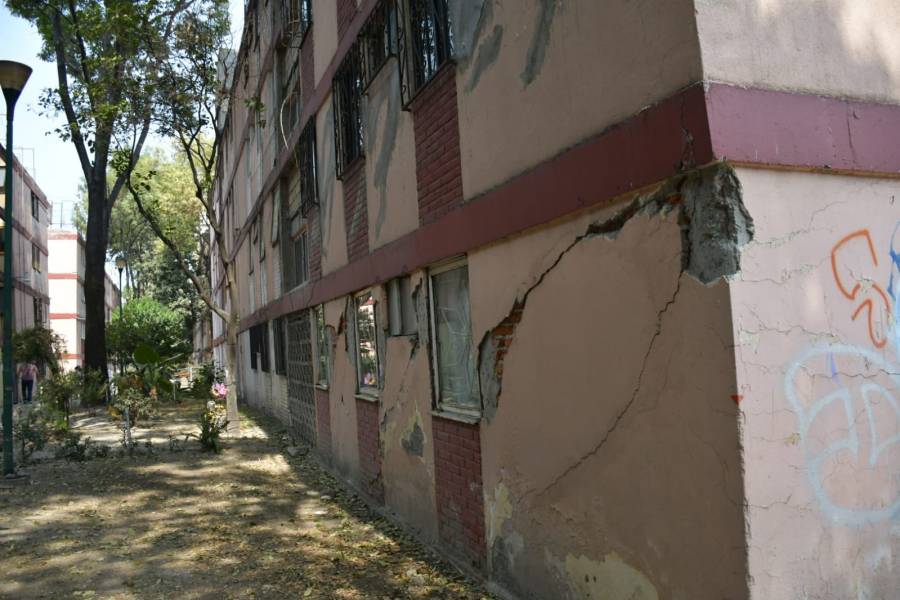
[{"x1": 208, "y1": 1, "x2": 900, "y2": 598}]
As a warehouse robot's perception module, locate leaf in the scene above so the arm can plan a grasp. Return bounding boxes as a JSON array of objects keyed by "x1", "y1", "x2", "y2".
[{"x1": 133, "y1": 343, "x2": 160, "y2": 365}]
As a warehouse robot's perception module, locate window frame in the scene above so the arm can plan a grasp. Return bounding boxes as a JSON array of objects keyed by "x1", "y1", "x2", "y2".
[
  {"x1": 298, "y1": 121, "x2": 318, "y2": 215},
  {"x1": 314, "y1": 304, "x2": 330, "y2": 388},
  {"x1": 273, "y1": 317, "x2": 287, "y2": 375},
  {"x1": 361, "y1": 0, "x2": 399, "y2": 90},
  {"x1": 427, "y1": 257, "x2": 481, "y2": 417},
  {"x1": 397, "y1": 0, "x2": 453, "y2": 106},
  {"x1": 31, "y1": 244, "x2": 41, "y2": 273},
  {"x1": 31, "y1": 192, "x2": 40, "y2": 221},
  {"x1": 354, "y1": 290, "x2": 381, "y2": 398},
  {"x1": 332, "y1": 43, "x2": 365, "y2": 177}
]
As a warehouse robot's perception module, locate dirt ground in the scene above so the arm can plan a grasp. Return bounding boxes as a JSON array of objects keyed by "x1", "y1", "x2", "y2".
[{"x1": 0, "y1": 402, "x2": 495, "y2": 600}]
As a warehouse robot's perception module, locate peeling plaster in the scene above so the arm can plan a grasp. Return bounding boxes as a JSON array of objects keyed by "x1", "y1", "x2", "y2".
[
  {"x1": 558, "y1": 552, "x2": 659, "y2": 600},
  {"x1": 521, "y1": 0, "x2": 561, "y2": 87},
  {"x1": 401, "y1": 421, "x2": 425, "y2": 457},
  {"x1": 364, "y1": 66, "x2": 401, "y2": 241},
  {"x1": 466, "y1": 25, "x2": 504, "y2": 92},
  {"x1": 318, "y1": 103, "x2": 337, "y2": 260},
  {"x1": 448, "y1": 0, "x2": 490, "y2": 61},
  {"x1": 478, "y1": 163, "x2": 754, "y2": 422}
]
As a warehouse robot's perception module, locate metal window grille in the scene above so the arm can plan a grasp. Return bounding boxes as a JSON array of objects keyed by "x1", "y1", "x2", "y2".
[
  {"x1": 286, "y1": 310, "x2": 317, "y2": 444},
  {"x1": 332, "y1": 43, "x2": 365, "y2": 177},
  {"x1": 249, "y1": 327, "x2": 258, "y2": 370},
  {"x1": 283, "y1": 0, "x2": 312, "y2": 44},
  {"x1": 397, "y1": 0, "x2": 452, "y2": 105},
  {"x1": 273, "y1": 317, "x2": 287, "y2": 374},
  {"x1": 259, "y1": 323, "x2": 271, "y2": 373},
  {"x1": 297, "y1": 122, "x2": 318, "y2": 215},
  {"x1": 361, "y1": 0, "x2": 398, "y2": 87}
]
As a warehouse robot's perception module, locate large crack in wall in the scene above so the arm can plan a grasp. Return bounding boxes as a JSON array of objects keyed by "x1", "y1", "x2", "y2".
[{"x1": 478, "y1": 163, "x2": 753, "y2": 422}]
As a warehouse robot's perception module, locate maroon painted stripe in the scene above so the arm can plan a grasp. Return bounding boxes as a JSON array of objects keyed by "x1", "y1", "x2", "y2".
[
  {"x1": 706, "y1": 83, "x2": 900, "y2": 175},
  {"x1": 239, "y1": 84, "x2": 710, "y2": 331}
]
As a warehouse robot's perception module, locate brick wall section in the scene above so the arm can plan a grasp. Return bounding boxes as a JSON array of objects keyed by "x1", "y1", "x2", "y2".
[
  {"x1": 308, "y1": 204, "x2": 322, "y2": 281},
  {"x1": 355, "y1": 398, "x2": 384, "y2": 502},
  {"x1": 432, "y1": 415, "x2": 486, "y2": 569},
  {"x1": 342, "y1": 158, "x2": 369, "y2": 262},
  {"x1": 300, "y1": 26, "x2": 315, "y2": 105},
  {"x1": 411, "y1": 64, "x2": 464, "y2": 226},
  {"x1": 315, "y1": 387, "x2": 331, "y2": 459},
  {"x1": 337, "y1": 0, "x2": 357, "y2": 40},
  {"x1": 489, "y1": 302, "x2": 524, "y2": 379}
]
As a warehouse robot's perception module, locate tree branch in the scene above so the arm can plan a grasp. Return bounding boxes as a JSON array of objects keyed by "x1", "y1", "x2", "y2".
[{"x1": 50, "y1": 9, "x2": 92, "y2": 177}]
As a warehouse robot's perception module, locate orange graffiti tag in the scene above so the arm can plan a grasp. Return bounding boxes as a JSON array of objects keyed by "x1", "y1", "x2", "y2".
[{"x1": 830, "y1": 230, "x2": 892, "y2": 348}]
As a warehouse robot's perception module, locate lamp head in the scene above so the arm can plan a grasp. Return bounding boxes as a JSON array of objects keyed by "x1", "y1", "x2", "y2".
[
  {"x1": 0, "y1": 61, "x2": 32, "y2": 111},
  {"x1": 115, "y1": 256, "x2": 126, "y2": 271}
]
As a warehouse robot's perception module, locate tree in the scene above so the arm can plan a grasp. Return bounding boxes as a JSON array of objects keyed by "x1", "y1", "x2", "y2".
[
  {"x1": 125, "y1": 0, "x2": 242, "y2": 429},
  {"x1": 107, "y1": 297, "x2": 192, "y2": 367},
  {"x1": 8, "y1": 0, "x2": 215, "y2": 380}
]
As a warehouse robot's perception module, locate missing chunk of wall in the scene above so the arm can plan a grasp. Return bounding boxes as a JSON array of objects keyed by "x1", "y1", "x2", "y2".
[
  {"x1": 478, "y1": 163, "x2": 753, "y2": 422},
  {"x1": 401, "y1": 421, "x2": 425, "y2": 456}
]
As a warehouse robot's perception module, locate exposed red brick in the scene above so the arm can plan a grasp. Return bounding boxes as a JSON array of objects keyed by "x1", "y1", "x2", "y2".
[
  {"x1": 315, "y1": 388, "x2": 331, "y2": 458},
  {"x1": 341, "y1": 158, "x2": 369, "y2": 262},
  {"x1": 432, "y1": 415, "x2": 486, "y2": 569},
  {"x1": 356, "y1": 398, "x2": 383, "y2": 502},
  {"x1": 411, "y1": 64, "x2": 464, "y2": 226}
]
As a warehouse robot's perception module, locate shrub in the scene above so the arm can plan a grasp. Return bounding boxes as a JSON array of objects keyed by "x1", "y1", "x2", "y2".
[
  {"x1": 191, "y1": 401, "x2": 228, "y2": 452},
  {"x1": 107, "y1": 297, "x2": 191, "y2": 367},
  {"x1": 13, "y1": 326, "x2": 66, "y2": 375}
]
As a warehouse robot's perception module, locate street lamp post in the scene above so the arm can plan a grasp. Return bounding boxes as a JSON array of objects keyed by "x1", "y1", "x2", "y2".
[
  {"x1": 1, "y1": 60, "x2": 32, "y2": 477},
  {"x1": 115, "y1": 256, "x2": 125, "y2": 375}
]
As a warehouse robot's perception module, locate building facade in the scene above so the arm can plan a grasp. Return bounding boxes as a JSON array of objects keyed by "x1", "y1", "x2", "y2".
[
  {"x1": 48, "y1": 230, "x2": 121, "y2": 371},
  {"x1": 209, "y1": 1, "x2": 900, "y2": 598},
  {"x1": 0, "y1": 143, "x2": 50, "y2": 340}
]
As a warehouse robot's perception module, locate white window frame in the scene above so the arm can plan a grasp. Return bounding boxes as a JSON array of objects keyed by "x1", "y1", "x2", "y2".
[
  {"x1": 354, "y1": 290, "x2": 381, "y2": 398},
  {"x1": 427, "y1": 257, "x2": 480, "y2": 417}
]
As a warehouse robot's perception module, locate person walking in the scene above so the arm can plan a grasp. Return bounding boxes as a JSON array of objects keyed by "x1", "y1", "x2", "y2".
[{"x1": 16, "y1": 361, "x2": 38, "y2": 404}]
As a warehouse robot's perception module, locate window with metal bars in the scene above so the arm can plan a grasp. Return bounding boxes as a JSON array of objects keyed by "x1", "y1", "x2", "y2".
[
  {"x1": 249, "y1": 327, "x2": 258, "y2": 370},
  {"x1": 283, "y1": 0, "x2": 312, "y2": 43},
  {"x1": 273, "y1": 317, "x2": 287, "y2": 375},
  {"x1": 361, "y1": 0, "x2": 398, "y2": 87},
  {"x1": 397, "y1": 0, "x2": 452, "y2": 105},
  {"x1": 259, "y1": 323, "x2": 270, "y2": 372},
  {"x1": 332, "y1": 43, "x2": 365, "y2": 177},
  {"x1": 277, "y1": 45, "x2": 300, "y2": 137},
  {"x1": 297, "y1": 122, "x2": 317, "y2": 215}
]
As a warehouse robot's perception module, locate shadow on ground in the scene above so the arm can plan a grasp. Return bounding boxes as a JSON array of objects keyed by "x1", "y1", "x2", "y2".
[{"x1": 0, "y1": 401, "x2": 491, "y2": 600}]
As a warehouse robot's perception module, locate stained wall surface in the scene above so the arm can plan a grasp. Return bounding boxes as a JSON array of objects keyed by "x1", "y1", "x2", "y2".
[
  {"x1": 469, "y1": 192, "x2": 746, "y2": 599},
  {"x1": 455, "y1": 0, "x2": 701, "y2": 199},
  {"x1": 695, "y1": 0, "x2": 900, "y2": 103},
  {"x1": 731, "y1": 168, "x2": 900, "y2": 600}
]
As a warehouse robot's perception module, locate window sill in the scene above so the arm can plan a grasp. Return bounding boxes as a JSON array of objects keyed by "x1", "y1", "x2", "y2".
[
  {"x1": 355, "y1": 392, "x2": 379, "y2": 403},
  {"x1": 431, "y1": 409, "x2": 480, "y2": 425}
]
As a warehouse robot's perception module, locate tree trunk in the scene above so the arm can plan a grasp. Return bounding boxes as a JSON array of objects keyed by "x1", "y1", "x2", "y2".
[
  {"x1": 224, "y1": 318, "x2": 240, "y2": 434},
  {"x1": 83, "y1": 178, "x2": 110, "y2": 380}
]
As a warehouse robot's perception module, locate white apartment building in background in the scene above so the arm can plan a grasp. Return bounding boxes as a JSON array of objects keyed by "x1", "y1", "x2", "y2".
[{"x1": 48, "y1": 230, "x2": 120, "y2": 371}]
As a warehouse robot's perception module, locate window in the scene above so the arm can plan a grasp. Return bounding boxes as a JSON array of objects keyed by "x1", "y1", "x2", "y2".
[
  {"x1": 273, "y1": 317, "x2": 287, "y2": 375},
  {"x1": 271, "y1": 190, "x2": 281, "y2": 245},
  {"x1": 355, "y1": 291, "x2": 380, "y2": 395},
  {"x1": 387, "y1": 275, "x2": 416, "y2": 336},
  {"x1": 315, "y1": 304, "x2": 330, "y2": 387},
  {"x1": 248, "y1": 323, "x2": 270, "y2": 372},
  {"x1": 32, "y1": 244, "x2": 40, "y2": 272},
  {"x1": 428, "y1": 260, "x2": 479, "y2": 414},
  {"x1": 298, "y1": 122, "x2": 317, "y2": 215},
  {"x1": 284, "y1": 0, "x2": 312, "y2": 42},
  {"x1": 31, "y1": 192, "x2": 39, "y2": 221},
  {"x1": 332, "y1": 43, "x2": 364, "y2": 177},
  {"x1": 361, "y1": 0, "x2": 398, "y2": 87},
  {"x1": 398, "y1": 0, "x2": 452, "y2": 104},
  {"x1": 258, "y1": 214, "x2": 265, "y2": 262},
  {"x1": 33, "y1": 297, "x2": 43, "y2": 325}
]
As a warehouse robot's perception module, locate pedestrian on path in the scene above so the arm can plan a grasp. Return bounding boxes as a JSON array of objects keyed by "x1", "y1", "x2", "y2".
[{"x1": 17, "y1": 361, "x2": 38, "y2": 404}]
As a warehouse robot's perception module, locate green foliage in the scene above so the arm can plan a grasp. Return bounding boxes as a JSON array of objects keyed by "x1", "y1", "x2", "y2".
[
  {"x1": 36, "y1": 371, "x2": 80, "y2": 415},
  {"x1": 107, "y1": 297, "x2": 191, "y2": 366},
  {"x1": 192, "y1": 401, "x2": 228, "y2": 453},
  {"x1": 77, "y1": 369, "x2": 109, "y2": 407},
  {"x1": 189, "y1": 361, "x2": 224, "y2": 398},
  {"x1": 111, "y1": 374, "x2": 156, "y2": 422},
  {"x1": 55, "y1": 432, "x2": 107, "y2": 462},
  {"x1": 12, "y1": 326, "x2": 66, "y2": 374},
  {"x1": 14, "y1": 404, "x2": 68, "y2": 461}
]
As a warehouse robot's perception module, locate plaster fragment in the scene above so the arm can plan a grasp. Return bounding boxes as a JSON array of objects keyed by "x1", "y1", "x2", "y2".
[{"x1": 401, "y1": 421, "x2": 425, "y2": 457}]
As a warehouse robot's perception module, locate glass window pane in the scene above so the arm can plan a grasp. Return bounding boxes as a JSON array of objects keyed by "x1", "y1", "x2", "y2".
[
  {"x1": 356, "y1": 293, "x2": 379, "y2": 390},
  {"x1": 432, "y1": 266, "x2": 478, "y2": 408}
]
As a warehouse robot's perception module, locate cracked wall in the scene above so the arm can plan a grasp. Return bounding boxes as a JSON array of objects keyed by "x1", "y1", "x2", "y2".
[
  {"x1": 468, "y1": 167, "x2": 748, "y2": 598},
  {"x1": 455, "y1": 0, "x2": 702, "y2": 200},
  {"x1": 378, "y1": 272, "x2": 440, "y2": 542},
  {"x1": 731, "y1": 168, "x2": 900, "y2": 600}
]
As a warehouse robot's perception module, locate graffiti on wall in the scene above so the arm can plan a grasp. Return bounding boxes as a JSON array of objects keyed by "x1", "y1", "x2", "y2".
[{"x1": 784, "y1": 224, "x2": 900, "y2": 527}]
